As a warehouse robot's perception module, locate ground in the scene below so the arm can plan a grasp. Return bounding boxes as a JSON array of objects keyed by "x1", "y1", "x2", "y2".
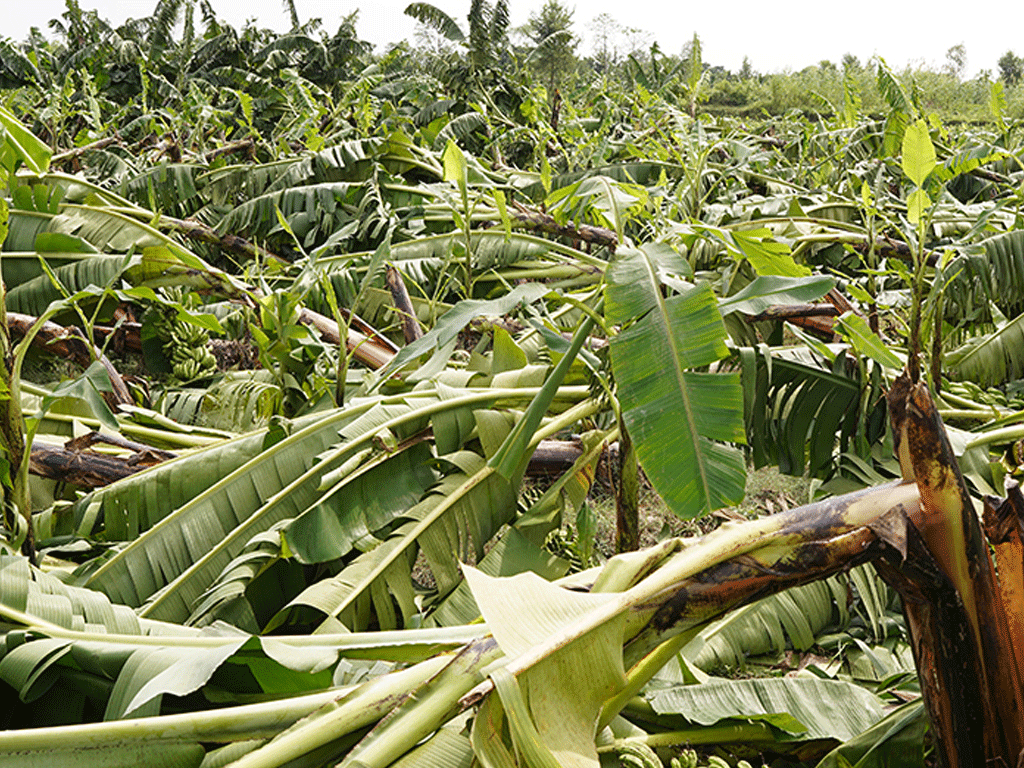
[{"x1": 567, "y1": 465, "x2": 814, "y2": 566}]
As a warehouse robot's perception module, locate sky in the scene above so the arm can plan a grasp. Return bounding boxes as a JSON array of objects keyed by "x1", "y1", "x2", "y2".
[{"x1": 2, "y1": 0, "x2": 1019, "y2": 79}]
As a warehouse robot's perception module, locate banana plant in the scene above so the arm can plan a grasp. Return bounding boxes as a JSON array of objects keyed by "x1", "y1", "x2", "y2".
[
  {"x1": 0, "y1": 471, "x2": 927, "y2": 767},
  {"x1": 4, "y1": 35, "x2": 1024, "y2": 768}
]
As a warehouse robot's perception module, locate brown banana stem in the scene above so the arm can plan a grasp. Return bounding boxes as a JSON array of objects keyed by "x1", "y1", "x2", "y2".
[
  {"x1": 887, "y1": 371, "x2": 1024, "y2": 764},
  {"x1": 6, "y1": 312, "x2": 133, "y2": 407},
  {"x1": 385, "y1": 265, "x2": 422, "y2": 344}
]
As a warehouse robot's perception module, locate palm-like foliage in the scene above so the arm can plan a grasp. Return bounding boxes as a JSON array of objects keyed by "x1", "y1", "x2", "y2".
[
  {"x1": 403, "y1": 0, "x2": 528, "y2": 121},
  {"x1": 3, "y1": 14, "x2": 1024, "y2": 767}
]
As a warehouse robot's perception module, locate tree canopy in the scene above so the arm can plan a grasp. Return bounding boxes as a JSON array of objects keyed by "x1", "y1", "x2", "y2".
[{"x1": 523, "y1": 0, "x2": 578, "y2": 91}]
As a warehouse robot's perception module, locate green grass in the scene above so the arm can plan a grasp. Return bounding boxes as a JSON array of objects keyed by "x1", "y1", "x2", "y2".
[{"x1": 571, "y1": 466, "x2": 814, "y2": 565}]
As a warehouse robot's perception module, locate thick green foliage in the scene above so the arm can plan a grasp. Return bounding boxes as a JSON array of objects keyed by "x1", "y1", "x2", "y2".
[{"x1": 0, "y1": 9, "x2": 1023, "y2": 768}]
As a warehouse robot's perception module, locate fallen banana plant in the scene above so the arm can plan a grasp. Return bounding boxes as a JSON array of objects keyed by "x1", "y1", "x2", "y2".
[
  {"x1": 3, "y1": 372, "x2": 1019, "y2": 768},
  {"x1": 0, "y1": 478, "x2": 923, "y2": 767}
]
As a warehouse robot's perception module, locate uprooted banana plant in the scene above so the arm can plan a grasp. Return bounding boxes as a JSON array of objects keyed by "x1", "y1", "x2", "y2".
[
  {"x1": 0, "y1": 475, "x2": 922, "y2": 767},
  {"x1": 2, "y1": 371, "x2": 1020, "y2": 768}
]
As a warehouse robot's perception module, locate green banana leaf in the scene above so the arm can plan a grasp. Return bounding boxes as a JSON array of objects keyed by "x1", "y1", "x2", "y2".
[
  {"x1": 216, "y1": 181, "x2": 362, "y2": 247},
  {"x1": 119, "y1": 164, "x2": 203, "y2": 216},
  {"x1": 42, "y1": 205, "x2": 164, "y2": 253},
  {"x1": 389, "y1": 717, "x2": 474, "y2": 768},
  {"x1": 56, "y1": 428, "x2": 269, "y2": 543},
  {"x1": 739, "y1": 345, "x2": 884, "y2": 478},
  {"x1": 78, "y1": 384, "x2": 568, "y2": 626},
  {"x1": 606, "y1": 247, "x2": 746, "y2": 518},
  {"x1": 945, "y1": 310, "x2": 1024, "y2": 388},
  {"x1": 0, "y1": 104, "x2": 52, "y2": 173},
  {"x1": 5, "y1": 254, "x2": 130, "y2": 315},
  {"x1": 718, "y1": 274, "x2": 835, "y2": 316},
  {"x1": 77, "y1": 400, "x2": 388, "y2": 611},
  {"x1": 282, "y1": 440, "x2": 437, "y2": 564},
  {"x1": 372, "y1": 282, "x2": 552, "y2": 384},
  {"x1": 269, "y1": 448, "x2": 517, "y2": 633},
  {"x1": 425, "y1": 527, "x2": 569, "y2": 628},
  {"x1": 813, "y1": 700, "x2": 926, "y2": 768},
  {"x1": 184, "y1": 523, "x2": 292, "y2": 631},
  {"x1": 945, "y1": 228, "x2": 1024, "y2": 320},
  {"x1": 160, "y1": 372, "x2": 283, "y2": 432},
  {"x1": 201, "y1": 137, "x2": 390, "y2": 205},
  {"x1": 0, "y1": 249, "x2": 97, "y2": 289},
  {"x1": 266, "y1": 322, "x2": 596, "y2": 634}
]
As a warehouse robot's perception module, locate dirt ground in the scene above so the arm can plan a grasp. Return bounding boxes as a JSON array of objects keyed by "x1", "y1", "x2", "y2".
[{"x1": 585, "y1": 466, "x2": 814, "y2": 561}]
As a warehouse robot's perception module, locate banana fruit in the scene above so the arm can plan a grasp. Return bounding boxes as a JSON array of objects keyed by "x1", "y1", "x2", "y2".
[
  {"x1": 944, "y1": 379, "x2": 1024, "y2": 411},
  {"x1": 152, "y1": 310, "x2": 218, "y2": 381}
]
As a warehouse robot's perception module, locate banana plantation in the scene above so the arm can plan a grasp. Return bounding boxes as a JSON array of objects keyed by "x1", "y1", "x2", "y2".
[{"x1": 2, "y1": 1, "x2": 1024, "y2": 767}]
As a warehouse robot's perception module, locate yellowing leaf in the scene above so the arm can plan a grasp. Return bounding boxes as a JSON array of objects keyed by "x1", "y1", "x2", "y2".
[
  {"x1": 442, "y1": 139, "x2": 468, "y2": 196},
  {"x1": 465, "y1": 567, "x2": 627, "y2": 768},
  {"x1": 901, "y1": 119, "x2": 936, "y2": 188},
  {"x1": 733, "y1": 228, "x2": 809, "y2": 278}
]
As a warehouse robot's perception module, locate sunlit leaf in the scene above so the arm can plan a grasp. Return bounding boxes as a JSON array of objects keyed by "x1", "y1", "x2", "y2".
[{"x1": 901, "y1": 119, "x2": 936, "y2": 188}]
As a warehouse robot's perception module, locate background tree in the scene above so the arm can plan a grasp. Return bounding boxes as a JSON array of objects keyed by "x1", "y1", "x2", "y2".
[
  {"x1": 738, "y1": 55, "x2": 754, "y2": 80},
  {"x1": 998, "y1": 50, "x2": 1023, "y2": 85},
  {"x1": 524, "y1": 0, "x2": 577, "y2": 93},
  {"x1": 587, "y1": 12, "x2": 619, "y2": 74},
  {"x1": 945, "y1": 43, "x2": 967, "y2": 80},
  {"x1": 841, "y1": 52, "x2": 861, "y2": 72},
  {"x1": 405, "y1": 0, "x2": 517, "y2": 93},
  {"x1": 621, "y1": 24, "x2": 653, "y2": 64},
  {"x1": 282, "y1": 0, "x2": 300, "y2": 30}
]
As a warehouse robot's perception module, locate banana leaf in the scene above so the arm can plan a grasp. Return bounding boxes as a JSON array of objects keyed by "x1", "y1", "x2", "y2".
[
  {"x1": 76, "y1": 400, "x2": 390, "y2": 610},
  {"x1": 0, "y1": 104, "x2": 52, "y2": 173},
  {"x1": 282, "y1": 440, "x2": 437, "y2": 565},
  {"x1": 718, "y1": 274, "x2": 835, "y2": 317},
  {"x1": 740, "y1": 345, "x2": 885, "y2": 478},
  {"x1": 945, "y1": 311, "x2": 1024, "y2": 388},
  {"x1": 643, "y1": 676, "x2": 886, "y2": 742},
  {"x1": 606, "y1": 247, "x2": 746, "y2": 518},
  {"x1": 4, "y1": 253, "x2": 129, "y2": 316},
  {"x1": 813, "y1": 700, "x2": 927, "y2": 768}
]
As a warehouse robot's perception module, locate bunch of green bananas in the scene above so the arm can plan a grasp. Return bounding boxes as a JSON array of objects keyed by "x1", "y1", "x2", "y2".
[
  {"x1": 542, "y1": 527, "x2": 586, "y2": 573},
  {"x1": 616, "y1": 742, "x2": 662, "y2": 768},
  {"x1": 669, "y1": 753, "x2": 753, "y2": 768},
  {"x1": 151, "y1": 311, "x2": 218, "y2": 381},
  {"x1": 669, "y1": 751, "x2": 699, "y2": 768},
  {"x1": 945, "y1": 380, "x2": 1024, "y2": 411}
]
